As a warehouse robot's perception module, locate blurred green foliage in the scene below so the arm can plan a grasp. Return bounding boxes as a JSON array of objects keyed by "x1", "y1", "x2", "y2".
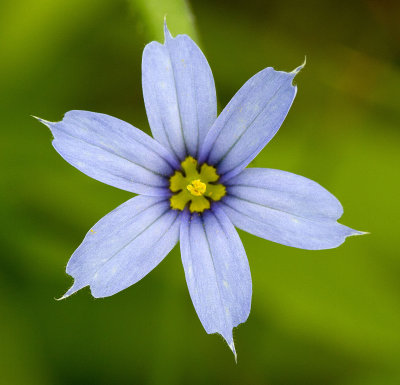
[{"x1": 1, "y1": 0, "x2": 400, "y2": 384}]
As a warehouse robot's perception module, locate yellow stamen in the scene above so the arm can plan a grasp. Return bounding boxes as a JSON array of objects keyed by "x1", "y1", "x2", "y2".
[{"x1": 187, "y1": 179, "x2": 206, "y2": 196}]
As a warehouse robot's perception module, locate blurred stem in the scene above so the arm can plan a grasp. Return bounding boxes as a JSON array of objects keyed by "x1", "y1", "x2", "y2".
[{"x1": 130, "y1": 0, "x2": 199, "y2": 43}]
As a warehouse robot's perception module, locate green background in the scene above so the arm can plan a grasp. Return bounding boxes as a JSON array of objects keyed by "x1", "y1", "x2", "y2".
[{"x1": 1, "y1": 0, "x2": 399, "y2": 384}]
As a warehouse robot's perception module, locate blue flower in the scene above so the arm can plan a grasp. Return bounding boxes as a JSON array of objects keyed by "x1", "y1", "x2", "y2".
[{"x1": 37, "y1": 23, "x2": 364, "y2": 359}]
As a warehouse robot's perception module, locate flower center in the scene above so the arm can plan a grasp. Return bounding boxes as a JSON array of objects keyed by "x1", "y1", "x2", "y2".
[{"x1": 169, "y1": 156, "x2": 226, "y2": 213}]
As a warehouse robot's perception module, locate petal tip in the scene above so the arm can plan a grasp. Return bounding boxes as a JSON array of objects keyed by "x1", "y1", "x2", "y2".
[
  {"x1": 163, "y1": 18, "x2": 172, "y2": 42},
  {"x1": 342, "y1": 227, "x2": 369, "y2": 244},
  {"x1": 229, "y1": 341, "x2": 238, "y2": 363},
  {"x1": 291, "y1": 56, "x2": 306, "y2": 76},
  {"x1": 56, "y1": 281, "x2": 83, "y2": 300},
  {"x1": 55, "y1": 294, "x2": 68, "y2": 301},
  {"x1": 32, "y1": 115, "x2": 51, "y2": 127},
  {"x1": 351, "y1": 230, "x2": 370, "y2": 236},
  {"x1": 223, "y1": 332, "x2": 238, "y2": 362}
]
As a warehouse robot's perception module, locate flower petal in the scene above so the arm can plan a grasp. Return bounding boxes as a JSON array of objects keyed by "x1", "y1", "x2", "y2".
[
  {"x1": 142, "y1": 22, "x2": 217, "y2": 160},
  {"x1": 222, "y1": 168, "x2": 364, "y2": 250},
  {"x1": 180, "y1": 207, "x2": 252, "y2": 358},
  {"x1": 199, "y1": 65, "x2": 302, "y2": 181},
  {"x1": 61, "y1": 195, "x2": 180, "y2": 298},
  {"x1": 37, "y1": 110, "x2": 179, "y2": 196}
]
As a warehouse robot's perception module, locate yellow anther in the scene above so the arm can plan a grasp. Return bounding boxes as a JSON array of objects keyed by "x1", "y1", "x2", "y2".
[{"x1": 187, "y1": 179, "x2": 206, "y2": 196}]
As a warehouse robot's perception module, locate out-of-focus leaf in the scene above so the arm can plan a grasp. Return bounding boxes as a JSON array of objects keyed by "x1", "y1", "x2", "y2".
[{"x1": 0, "y1": 0, "x2": 113, "y2": 88}]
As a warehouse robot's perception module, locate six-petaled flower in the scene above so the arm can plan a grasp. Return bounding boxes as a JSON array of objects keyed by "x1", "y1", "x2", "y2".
[{"x1": 37, "y1": 22, "x2": 364, "y2": 359}]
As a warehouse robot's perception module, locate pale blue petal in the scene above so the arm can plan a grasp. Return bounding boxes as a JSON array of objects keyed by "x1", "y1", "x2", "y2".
[
  {"x1": 61, "y1": 195, "x2": 180, "y2": 298},
  {"x1": 180, "y1": 207, "x2": 252, "y2": 358},
  {"x1": 222, "y1": 168, "x2": 364, "y2": 250},
  {"x1": 37, "y1": 111, "x2": 179, "y2": 196},
  {"x1": 226, "y1": 168, "x2": 344, "y2": 220},
  {"x1": 199, "y1": 66, "x2": 300, "y2": 181},
  {"x1": 142, "y1": 23, "x2": 217, "y2": 160}
]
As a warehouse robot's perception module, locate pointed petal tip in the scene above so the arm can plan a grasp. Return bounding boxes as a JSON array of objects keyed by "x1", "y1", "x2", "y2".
[
  {"x1": 229, "y1": 341, "x2": 238, "y2": 363},
  {"x1": 32, "y1": 115, "x2": 51, "y2": 126},
  {"x1": 55, "y1": 281, "x2": 83, "y2": 301},
  {"x1": 55, "y1": 289, "x2": 72, "y2": 301},
  {"x1": 163, "y1": 17, "x2": 172, "y2": 42},
  {"x1": 55, "y1": 294, "x2": 68, "y2": 301},
  {"x1": 223, "y1": 332, "x2": 238, "y2": 362},
  {"x1": 351, "y1": 230, "x2": 370, "y2": 237},
  {"x1": 291, "y1": 56, "x2": 307, "y2": 76},
  {"x1": 340, "y1": 228, "x2": 369, "y2": 245}
]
